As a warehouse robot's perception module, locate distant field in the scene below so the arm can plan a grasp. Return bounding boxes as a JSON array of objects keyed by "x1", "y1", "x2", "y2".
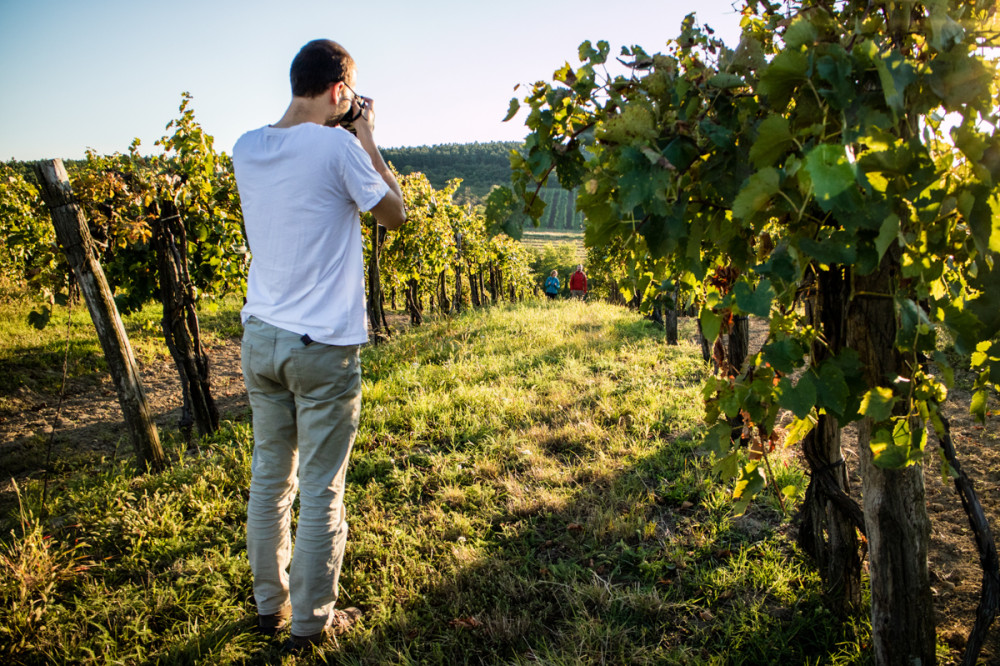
[{"x1": 521, "y1": 228, "x2": 586, "y2": 262}]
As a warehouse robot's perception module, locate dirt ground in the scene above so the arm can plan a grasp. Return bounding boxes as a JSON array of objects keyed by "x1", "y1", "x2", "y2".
[{"x1": 0, "y1": 314, "x2": 997, "y2": 664}]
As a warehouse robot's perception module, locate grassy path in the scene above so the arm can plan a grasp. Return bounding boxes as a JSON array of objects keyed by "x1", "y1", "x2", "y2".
[{"x1": 0, "y1": 300, "x2": 867, "y2": 664}]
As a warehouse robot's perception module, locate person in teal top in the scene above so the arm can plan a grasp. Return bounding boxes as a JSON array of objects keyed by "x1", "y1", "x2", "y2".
[{"x1": 544, "y1": 270, "x2": 560, "y2": 299}]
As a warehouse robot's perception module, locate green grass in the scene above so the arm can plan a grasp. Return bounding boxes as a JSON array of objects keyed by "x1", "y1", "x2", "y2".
[{"x1": 0, "y1": 299, "x2": 872, "y2": 664}]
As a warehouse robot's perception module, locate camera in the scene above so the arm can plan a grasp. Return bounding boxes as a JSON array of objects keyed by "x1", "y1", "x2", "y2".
[{"x1": 338, "y1": 95, "x2": 371, "y2": 135}]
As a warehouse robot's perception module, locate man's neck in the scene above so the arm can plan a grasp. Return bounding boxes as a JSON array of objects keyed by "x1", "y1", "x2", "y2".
[{"x1": 271, "y1": 97, "x2": 329, "y2": 129}]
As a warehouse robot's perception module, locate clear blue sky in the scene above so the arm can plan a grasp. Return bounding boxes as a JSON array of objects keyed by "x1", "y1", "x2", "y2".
[{"x1": 0, "y1": 0, "x2": 744, "y2": 161}]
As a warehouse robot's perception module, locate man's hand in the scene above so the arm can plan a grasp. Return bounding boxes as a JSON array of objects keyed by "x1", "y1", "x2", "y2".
[{"x1": 351, "y1": 96, "x2": 375, "y2": 136}]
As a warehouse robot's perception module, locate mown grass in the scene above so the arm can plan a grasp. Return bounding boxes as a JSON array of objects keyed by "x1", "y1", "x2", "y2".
[{"x1": 0, "y1": 299, "x2": 872, "y2": 664}]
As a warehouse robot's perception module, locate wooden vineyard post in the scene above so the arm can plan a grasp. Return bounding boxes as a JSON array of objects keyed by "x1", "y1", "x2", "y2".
[{"x1": 34, "y1": 159, "x2": 166, "y2": 471}]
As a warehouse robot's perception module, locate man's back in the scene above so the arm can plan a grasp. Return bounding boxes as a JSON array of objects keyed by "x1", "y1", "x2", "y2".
[{"x1": 233, "y1": 122, "x2": 388, "y2": 345}]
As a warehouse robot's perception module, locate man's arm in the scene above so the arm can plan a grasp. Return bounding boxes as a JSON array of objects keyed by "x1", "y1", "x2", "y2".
[{"x1": 352, "y1": 100, "x2": 406, "y2": 230}]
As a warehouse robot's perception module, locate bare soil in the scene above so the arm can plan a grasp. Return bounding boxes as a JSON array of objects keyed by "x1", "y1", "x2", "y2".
[{"x1": 0, "y1": 312, "x2": 997, "y2": 664}]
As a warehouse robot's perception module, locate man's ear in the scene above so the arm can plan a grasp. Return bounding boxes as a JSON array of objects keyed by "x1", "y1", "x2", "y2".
[{"x1": 330, "y1": 81, "x2": 346, "y2": 104}]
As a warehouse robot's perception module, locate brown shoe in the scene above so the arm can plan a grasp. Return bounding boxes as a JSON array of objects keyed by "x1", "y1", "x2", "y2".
[
  {"x1": 286, "y1": 607, "x2": 363, "y2": 650},
  {"x1": 257, "y1": 602, "x2": 291, "y2": 635}
]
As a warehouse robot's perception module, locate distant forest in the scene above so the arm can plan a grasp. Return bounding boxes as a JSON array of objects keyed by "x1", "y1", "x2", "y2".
[
  {"x1": 381, "y1": 141, "x2": 521, "y2": 204},
  {"x1": 380, "y1": 141, "x2": 583, "y2": 229}
]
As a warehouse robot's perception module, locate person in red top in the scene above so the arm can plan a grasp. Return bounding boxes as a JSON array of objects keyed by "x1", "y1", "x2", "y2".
[{"x1": 569, "y1": 264, "x2": 588, "y2": 299}]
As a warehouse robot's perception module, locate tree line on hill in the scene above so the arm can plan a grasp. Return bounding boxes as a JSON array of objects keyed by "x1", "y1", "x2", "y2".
[{"x1": 381, "y1": 141, "x2": 520, "y2": 204}]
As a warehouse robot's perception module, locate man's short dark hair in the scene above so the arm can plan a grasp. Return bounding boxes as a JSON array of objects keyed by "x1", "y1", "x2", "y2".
[{"x1": 290, "y1": 40, "x2": 356, "y2": 98}]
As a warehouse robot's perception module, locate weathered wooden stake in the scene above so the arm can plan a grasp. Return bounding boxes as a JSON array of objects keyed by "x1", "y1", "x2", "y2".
[{"x1": 34, "y1": 159, "x2": 166, "y2": 471}]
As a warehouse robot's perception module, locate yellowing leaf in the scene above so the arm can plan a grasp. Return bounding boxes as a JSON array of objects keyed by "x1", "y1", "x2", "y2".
[{"x1": 859, "y1": 387, "x2": 896, "y2": 422}]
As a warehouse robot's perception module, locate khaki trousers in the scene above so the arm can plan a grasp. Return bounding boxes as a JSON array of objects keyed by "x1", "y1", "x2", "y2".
[{"x1": 240, "y1": 317, "x2": 361, "y2": 635}]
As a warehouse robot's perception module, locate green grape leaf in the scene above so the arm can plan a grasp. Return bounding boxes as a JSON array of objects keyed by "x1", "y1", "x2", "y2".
[
  {"x1": 872, "y1": 47, "x2": 917, "y2": 116},
  {"x1": 748, "y1": 278, "x2": 775, "y2": 317},
  {"x1": 859, "y1": 387, "x2": 896, "y2": 422},
  {"x1": 503, "y1": 98, "x2": 520, "y2": 122},
  {"x1": 816, "y1": 49, "x2": 854, "y2": 106},
  {"x1": 578, "y1": 39, "x2": 610, "y2": 65},
  {"x1": 757, "y1": 243, "x2": 800, "y2": 283},
  {"x1": 583, "y1": 206, "x2": 620, "y2": 248},
  {"x1": 928, "y1": 51, "x2": 992, "y2": 111},
  {"x1": 712, "y1": 452, "x2": 740, "y2": 480},
  {"x1": 875, "y1": 214, "x2": 900, "y2": 260},
  {"x1": 732, "y1": 278, "x2": 775, "y2": 317},
  {"x1": 618, "y1": 147, "x2": 673, "y2": 213},
  {"x1": 759, "y1": 49, "x2": 809, "y2": 108},
  {"x1": 700, "y1": 308, "x2": 723, "y2": 343},
  {"x1": 932, "y1": 350, "x2": 956, "y2": 389},
  {"x1": 871, "y1": 419, "x2": 928, "y2": 469},
  {"x1": 799, "y1": 231, "x2": 858, "y2": 266},
  {"x1": 761, "y1": 338, "x2": 806, "y2": 375},
  {"x1": 804, "y1": 144, "x2": 856, "y2": 204},
  {"x1": 700, "y1": 119, "x2": 734, "y2": 148},
  {"x1": 870, "y1": 427, "x2": 908, "y2": 468},
  {"x1": 783, "y1": 412, "x2": 818, "y2": 448},
  {"x1": 663, "y1": 136, "x2": 701, "y2": 172},
  {"x1": 703, "y1": 422, "x2": 734, "y2": 456},
  {"x1": 816, "y1": 360, "x2": 849, "y2": 418},
  {"x1": 707, "y1": 73, "x2": 745, "y2": 89},
  {"x1": 971, "y1": 389, "x2": 988, "y2": 423},
  {"x1": 961, "y1": 184, "x2": 996, "y2": 257},
  {"x1": 939, "y1": 453, "x2": 960, "y2": 485},
  {"x1": 967, "y1": 265, "x2": 1000, "y2": 340},
  {"x1": 778, "y1": 373, "x2": 817, "y2": 419},
  {"x1": 640, "y1": 205, "x2": 686, "y2": 257},
  {"x1": 501, "y1": 217, "x2": 524, "y2": 240},
  {"x1": 929, "y1": 6, "x2": 965, "y2": 52},
  {"x1": 733, "y1": 167, "x2": 780, "y2": 219},
  {"x1": 733, "y1": 462, "x2": 767, "y2": 503},
  {"x1": 719, "y1": 383, "x2": 746, "y2": 419},
  {"x1": 784, "y1": 16, "x2": 819, "y2": 49},
  {"x1": 750, "y1": 115, "x2": 794, "y2": 168},
  {"x1": 897, "y1": 298, "x2": 932, "y2": 353},
  {"x1": 952, "y1": 124, "x2": 986, "y2": 163}
]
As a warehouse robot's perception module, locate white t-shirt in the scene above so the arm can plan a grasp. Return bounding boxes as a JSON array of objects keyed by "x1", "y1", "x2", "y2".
[{"x1": 233, "y1": 123, "x2": 389, "y2": 345}]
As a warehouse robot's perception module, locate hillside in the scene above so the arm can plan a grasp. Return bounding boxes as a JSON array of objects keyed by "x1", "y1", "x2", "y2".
[
  {"x1": 381, "y1": 141, "x2": 521, "y2": 205},
  {"x1": 380, "y1": 141, "x2": 584, "y2": 231}
]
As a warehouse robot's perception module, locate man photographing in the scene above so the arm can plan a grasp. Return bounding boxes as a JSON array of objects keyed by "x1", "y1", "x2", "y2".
[{"x1": 232, "y1": 39, "x2": 405, "y2": 650}]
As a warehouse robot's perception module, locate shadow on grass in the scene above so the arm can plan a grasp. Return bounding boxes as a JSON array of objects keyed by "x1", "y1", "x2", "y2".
[{"x1": 315, "y1": 440, "x2": 865, "y2": 666}]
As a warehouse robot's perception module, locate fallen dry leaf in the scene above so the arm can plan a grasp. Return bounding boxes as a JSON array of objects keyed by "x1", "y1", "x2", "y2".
[{"x1": 449, "y1": 617, "x2": 482, "y2": 629}]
